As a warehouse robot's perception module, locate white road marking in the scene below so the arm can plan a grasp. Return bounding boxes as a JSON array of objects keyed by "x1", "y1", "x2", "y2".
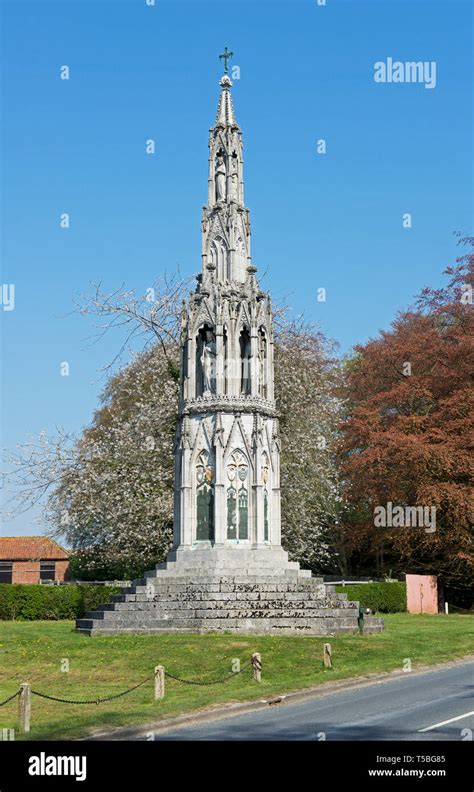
[{"x1": 418, "y1": 711, "x2": 474, "y2": 732}]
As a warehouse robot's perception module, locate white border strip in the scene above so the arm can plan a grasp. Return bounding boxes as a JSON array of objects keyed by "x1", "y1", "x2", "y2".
[{"x1": 418, "y1": 711, "x2": 474, "y2": 732}]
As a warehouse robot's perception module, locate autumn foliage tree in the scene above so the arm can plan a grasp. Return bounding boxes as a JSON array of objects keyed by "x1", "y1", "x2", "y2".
[{"x1": 339, "y1": 238, "x2": 473, "y2": 592}]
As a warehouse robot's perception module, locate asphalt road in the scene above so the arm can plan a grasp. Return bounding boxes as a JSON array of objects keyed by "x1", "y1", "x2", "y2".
[{"x1": 147, "y1": 661, "x2": 474, "y2": 741}]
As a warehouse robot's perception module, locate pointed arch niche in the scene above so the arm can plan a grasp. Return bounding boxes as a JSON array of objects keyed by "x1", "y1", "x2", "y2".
[
  {"x1": 226, "y1": 449, "x2": 249, "y2": 541},
  {"x1": 234, "y1": 235, "x2": 246, "y2": 282},
  {"x1": 195, "y1": 324, "x2": 215, "y2": 397},
  {"x1": 195, "y1": 450, "x2": 214, "y2": 542},
  {"x1": 262, "y1": 452, "x2": 270, "y2": 542},
  {"x1": 239, "y1": 326, "x2": 251, "y2": 396},
  {"x1": 223, "y1": 324, "x2": 229, "y2": 395},
  {"x1": 258, "y1": 326, "x2": 267, "y2": 398},
  {"x1": 210, "y1": 236, "x2": 229, "y2": 282}
]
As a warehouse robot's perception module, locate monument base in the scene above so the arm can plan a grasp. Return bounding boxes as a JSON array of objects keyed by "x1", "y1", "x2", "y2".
[{"x1": 76, "y1": 545, "x2": 384, "y2": 636}]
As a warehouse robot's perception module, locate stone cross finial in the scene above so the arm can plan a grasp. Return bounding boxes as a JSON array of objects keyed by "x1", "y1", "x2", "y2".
[{"x1": 219, "y1": 46, "x2": 233, "y2": 75}]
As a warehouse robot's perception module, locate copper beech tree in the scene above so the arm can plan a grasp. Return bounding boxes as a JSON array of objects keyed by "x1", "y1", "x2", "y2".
[{"x1": 339, "y1": 238, "x2": 473, "y2": 590}]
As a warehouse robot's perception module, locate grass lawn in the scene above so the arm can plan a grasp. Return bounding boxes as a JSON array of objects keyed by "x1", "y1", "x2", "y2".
[{"x1": 0, "y1": 614, "x2": 472, "y2": 740}]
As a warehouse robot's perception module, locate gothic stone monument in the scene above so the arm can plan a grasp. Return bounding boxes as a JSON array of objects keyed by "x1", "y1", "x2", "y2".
[{"x1": 76, "y1": 53, "x2": 383, "y2": 636}]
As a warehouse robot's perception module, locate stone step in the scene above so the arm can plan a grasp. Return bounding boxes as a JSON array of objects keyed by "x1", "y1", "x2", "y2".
[
  {"x1": 83, "y1": 606, "x2": 358, "y2": 621},
  {"x1": 111, "y1": 591, "x2": 340, "y2": 604},
  {"x1": 76, "y1": 618, "x2": 94, "y2": 630},
  {"x1": 151, "y1": 568, "x2": 301, "y2": 579},
  {"x1": 111, "y1": 592, "x2": 333, "y2": 606},
  {"x1": 363, "y1": 616, "x2": 385, "y2": 632},
  {"x1": 76, "y1": 615, "x2": 369, "y2": 636},
  {"x1": 109, "y1": 603, "x2": 356, "y2": 615},
  {"x1": 99, "y1": 597, "x2": 354, "y2": 613},
  {"x1": 128, "y1": 577, "x2": 324, "y2": 590}
]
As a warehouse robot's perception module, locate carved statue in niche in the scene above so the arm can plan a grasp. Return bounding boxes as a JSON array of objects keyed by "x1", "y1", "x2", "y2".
[
  {"x1": 215, "y1": 151, "x2": 226, "y2": 202},
  {"x1": 258, "y1": 330, "x2": 267, "y2": 397},
  {"x1": 223, "y1": 327, "x2": 229, "y2": 395},
  {"x1": 229, "y1": 151, "x2": 239, "y2": 202},
  {"x1": 239, "y1": 327, "x2": 252, "y2": 396},
  {"x1": 200, "y1": 328, "x2": 216, "y2": 395},
  {"x1": 196, "y1": 326, "x2": 216, "y2": 396}
]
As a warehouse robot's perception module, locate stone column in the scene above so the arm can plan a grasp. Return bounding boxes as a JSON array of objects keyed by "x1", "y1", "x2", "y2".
[
  {"x1": 271, "y1": 485, "x2": 282, "y2": 546},
  {"x1": 228, "y1": 234, "x2": 235, "y2": 282},
  {"x1": 213, "y1": 419, "x2": 226, "y2": 545},
  {"x1": 250, "y1": 323, "x2": 258, "y2": 397},
  {"x1": 208, "y1": 136, "x2": 214, "y2": 206},
  {"x1": 188, "y1": 334, "x2": 196, "y2": 399},
  {"x1": 181, "y1": 342, "x2": 188, "y2": 401},
  {"x1": 230, "y1": 312, "x2": 238, "y2": 397},
  {"x1": 215, "y1": 325, "x2": 224, "y2": 395},
  {"x1": 267, "y1": 332, "x2": 275, "y2": 402},
  {"x1": 185, "y1": 447, "x2": 194, "y2": 547},
  {"x1": 172, "y1": 445, "x2": 182, "y2": 548},
  {"x1": 270, "y1": 439, "x2": 281, "y2": 546},
  {"x1": 253, "y1": 445, "x2": 265, "y2": 546}
]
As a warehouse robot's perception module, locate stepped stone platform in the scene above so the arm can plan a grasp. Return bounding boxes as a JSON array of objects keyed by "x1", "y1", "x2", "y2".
[{"x1": 76, "y1": 546, "x2": 384, "y2": 636}]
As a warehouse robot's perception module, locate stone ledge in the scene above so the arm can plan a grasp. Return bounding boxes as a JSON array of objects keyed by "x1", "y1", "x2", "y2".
[{"x1": 181, "y1": 395, "x2": 277, "y2": 417}]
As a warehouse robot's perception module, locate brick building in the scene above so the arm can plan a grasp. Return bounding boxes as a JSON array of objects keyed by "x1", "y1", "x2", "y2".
[{"x1": 0, "y1": 537, "x2": 70, "y2": 584}]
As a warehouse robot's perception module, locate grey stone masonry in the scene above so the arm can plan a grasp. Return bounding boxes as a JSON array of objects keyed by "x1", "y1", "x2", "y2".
[{"x1": 76, "y1": 545, "x2": 384, "y2": 636}]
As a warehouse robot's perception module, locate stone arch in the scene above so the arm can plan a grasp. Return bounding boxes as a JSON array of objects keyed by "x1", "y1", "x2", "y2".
[
  {"x1": 258, "y1": 326, "x2": 267, "y2": 398},
  {"x1": 236, "y1": 301, "x2": 251, "y2": 332},
  {"x1": 223, "y1": 323, "x2": 229, "y2": 395},
  {"x1": 226, "y1": 448, "x2": 249, "y2": 541},
  {"x1": 195, "y1": 449, "x2": 214, "y2": 542},
  {"x1": 195, "y1": 324, "x2": 215, "y2": 397},
  {"x1": 261, "y1": 451, "x2": 270, "y2": 542},
  {"x1": 239, "y1": 325, "x2": 251, "y2": 395},
  {"x1": 210, "y1": 236, "x2": 228, "y2": 282},
  {"x1": 234, "y1": 236, "x2": 246, "y2": 282}
]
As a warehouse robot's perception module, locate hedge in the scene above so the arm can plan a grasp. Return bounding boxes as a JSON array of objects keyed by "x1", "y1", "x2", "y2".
[
  {"x1": 336, "y1": 582, "x2": 407, "y2": 613},
  {"x1": 0, "y1": 584, "x2": 121, "y2": 621}
]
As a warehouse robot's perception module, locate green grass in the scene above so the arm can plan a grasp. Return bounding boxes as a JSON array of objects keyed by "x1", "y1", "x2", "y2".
[{"x1": 0, "y1": 614, "x2": 472, "y2": 740}]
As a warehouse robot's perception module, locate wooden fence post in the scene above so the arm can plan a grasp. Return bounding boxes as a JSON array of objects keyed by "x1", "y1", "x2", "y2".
[
  {"x1": 323, "y1": 643, "x2": 332, "y2": 668},
  {"x1": 154, "y1": 665, "x2": 165, "y2": 700},
  {"x1": 251, "y1": 653, "x2": 262, "y2": 683},
  {"x1": 18, "y1": 683, "x2": 31, "y2": 733}
]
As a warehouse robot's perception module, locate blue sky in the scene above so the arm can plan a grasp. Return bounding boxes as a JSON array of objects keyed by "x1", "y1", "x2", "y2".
[{"x1": 1, "y1": 0, "x2": 472, "y2": 535}]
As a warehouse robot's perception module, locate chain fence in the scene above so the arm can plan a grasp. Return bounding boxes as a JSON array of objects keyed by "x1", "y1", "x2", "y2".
[
  {"x1": 0, "y1": 691, "x2": 20, "y2": 708},
  {"x1": 164, "y1": 659, "x2": 253, "y2": 686},
  {"x1": 30, "y1": 676, "x2": 152, "y2": 705},
  {"x1": 0, "y1": 653, "x2": 259, "y2": 714}
]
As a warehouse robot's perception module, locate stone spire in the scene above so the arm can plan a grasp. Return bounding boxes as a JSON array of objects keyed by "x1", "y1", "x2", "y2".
[
  {"x1": 215, "y1": 75, "x2": 236, "y2": 127},
  {"x1": 172, "y1": 51, "x2": 278, "y2": 552},
  {"x1": 200, "y1": 67, "x2": 252, "y2": 288}
]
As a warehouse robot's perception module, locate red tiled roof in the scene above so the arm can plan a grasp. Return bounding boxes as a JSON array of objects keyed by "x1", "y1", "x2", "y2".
[{"x1": 0, "y1": 537, "x2": 69, "y2": 561}]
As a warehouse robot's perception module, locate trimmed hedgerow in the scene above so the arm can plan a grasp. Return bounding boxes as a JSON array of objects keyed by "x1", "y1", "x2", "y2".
[
  {"x1": 336, "y1": 582, "x2": 406, "y2": 613},
  {"x1": 0, "y1": 584, "x2": 121, "y2": 621}
]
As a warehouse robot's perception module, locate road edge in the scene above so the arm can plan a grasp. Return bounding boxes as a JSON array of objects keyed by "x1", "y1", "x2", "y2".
[{"x1": 82, "y1": 653, "x2": 474, "y2": 741}]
